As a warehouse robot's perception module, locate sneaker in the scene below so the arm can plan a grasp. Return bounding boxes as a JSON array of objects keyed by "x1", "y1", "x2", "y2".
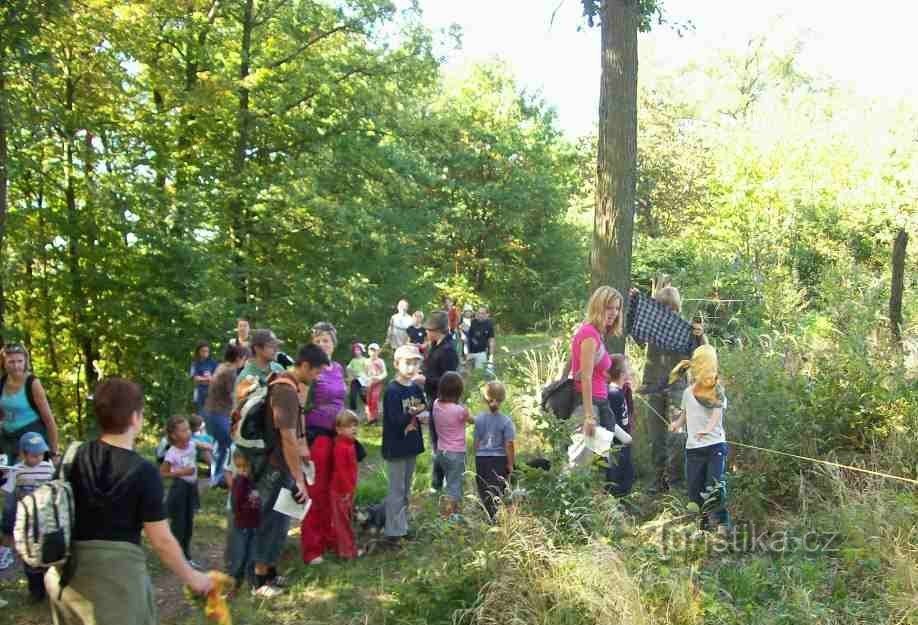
[
  {"x1": 0, "y1": 547, "x2": 14, "y2": 570},
  {"x1": 252, "y1": 584, "x2": 284, "y2": 598},
  {"x1": 307, "y1": 556, "x2": 324, "y2": 566}
]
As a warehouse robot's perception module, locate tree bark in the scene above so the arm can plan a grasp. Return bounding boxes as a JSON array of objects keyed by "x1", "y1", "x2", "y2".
[
  {"x1": 889, "y1": 228, "x2": 908, "y2": 348},
  {"x1": 229, "y1": 0, "x2": 254, "y2": 309},
  {"x1": 0, "y1": 48, "x2": 9, "y2": 333},
  {"x1": 592, "y1": 0, "x2": 638, "y2": 352}
]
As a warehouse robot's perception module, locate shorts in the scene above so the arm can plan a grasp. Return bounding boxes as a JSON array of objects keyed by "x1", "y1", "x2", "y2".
[
  {"x1": 253, "y1": 467, "x2": 292, "y2": 565},
  {"x1": 435, "y1": 451, "x2": 466, "y2": 501}
]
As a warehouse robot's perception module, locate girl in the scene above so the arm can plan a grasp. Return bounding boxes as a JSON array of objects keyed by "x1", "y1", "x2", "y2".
[
  {"x1": 161, "y1": 416, "x2": 202, "y2": 566},
  {"x1": 365, "y1": 343, "x2": 388, "y2": 423},
  {"x1": 432, "y1": 372, "x2": 473, "y2": 519},
  {"x1": 228, "y1": 453, "x2": 259, "y2": 591},
  {"x1": 0, "y1": 344, "x2": 59, "y2": 462},
  {"x1": 668, "y1": 345, "x2": 729, "y2": 533},
  {"x1": 330, "y1": 410, "x2": 362, "y2": 559},
  {"x1": 346, "y1": 343, "x2": 369, "y2": 414},
  {"x1": 189, "y1": 341, "x2": 218, "y2": 416},
  {"x1": 473, "y1": 381, "x2": 515, "y2": 521},
  {"x1": 606, "y1": 355, "x2": 635, "y2": 496}
]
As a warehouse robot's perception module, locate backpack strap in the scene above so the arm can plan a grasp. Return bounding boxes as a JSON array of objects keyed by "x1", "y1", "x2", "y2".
[
  {"x1": 54, "y1": 442, "x2": 82, "y2": 481},
  {"x1": 24, "y1": 375, "x2": 39, "y2": 415}
]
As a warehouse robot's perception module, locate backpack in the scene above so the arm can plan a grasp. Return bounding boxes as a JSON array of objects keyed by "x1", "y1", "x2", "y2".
[
  {"x1": 0, "y1": 374, "x2": 39, "y2": 414},
  {"x1": 232, "y1": 374, "x2": 297, "y2": 480},
  {"x1": 14, "y1": 441, "x2": 81, "y2": 569}
]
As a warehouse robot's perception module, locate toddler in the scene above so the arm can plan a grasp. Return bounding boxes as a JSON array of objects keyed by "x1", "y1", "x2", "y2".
[
  {"x1": 330, "y1": 410, "x2": 362, "y2": 559},
  {"x1": 161, "y1": 415, "x2": 203, "y2": 566},
  {"x1": 227, "y1": 453, "x2": 259, "y2": 590},
  {"x1": 432, "y1": 372, "x2": 473, "y2": 519}
]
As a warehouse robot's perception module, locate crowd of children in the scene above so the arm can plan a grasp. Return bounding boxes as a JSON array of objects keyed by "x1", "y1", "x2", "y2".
[{"x1": 0, "y1": 283, "x2": 731, "y2": 608}]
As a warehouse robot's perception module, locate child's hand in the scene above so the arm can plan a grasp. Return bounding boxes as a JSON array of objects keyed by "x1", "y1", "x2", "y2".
[
  {"x1": 404, "y1": 419, "x2": 417, "y2": 434},
  {"x1": 668, "y1": 422, "x2": 682, "y2": 433},
  {"x1": 195, "y1": 442, "x2": 213, "y2": 452}
]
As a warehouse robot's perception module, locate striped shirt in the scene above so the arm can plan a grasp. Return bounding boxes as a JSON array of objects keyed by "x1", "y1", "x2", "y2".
[{"x1": 2, "y1": 460, "x2": 55, "y2": 498}]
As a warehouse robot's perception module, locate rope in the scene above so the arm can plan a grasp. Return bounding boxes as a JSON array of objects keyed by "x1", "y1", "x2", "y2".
[{"x1": 633, "y1": 393, "x2": 918, "y2": 487}]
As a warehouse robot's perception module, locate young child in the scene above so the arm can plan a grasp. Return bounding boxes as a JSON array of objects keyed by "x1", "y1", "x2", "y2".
[
  {"x1": 473, "y1": 381, "x2": 515, "y2": 521},
  {"x1": 330, "y1": 410, "x2": 362, "y2": 559},
  {"x1": 668, "y1": 345, "x2": 729, "y2": 533},
  {"x1": 1, "y1": 432, "x2": 55, "y2": 600},
  {"x1": 381, "y1": 344, "x2": 427, "y2": 546},
  {"x1": 365, "y1": 344, "x2": 387, "y2": 424},
  {"x1": 189, "y1": 413, "x2": 215, "y2": 477},
  {"x1": 432, "y1": 372, "x2": 473, "y2": 519},
  {"x1": 606, "y1": 355, "x2": 635, "y2": 496},
  {"x1": 227, "y1": 452, "x2": 259, "y2": 591},
  {"x1": 161, "y1": 415, "x2": 202, "y2": 565},
  {"x1": 346, "y1": 342, "x2": 369, "y2": 414}
]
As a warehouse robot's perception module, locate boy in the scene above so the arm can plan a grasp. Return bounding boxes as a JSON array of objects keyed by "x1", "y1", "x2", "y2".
[
  {"x1": 330, "y1": 410, "x2": 362, "y2": 559},
  {"x1": 668, "y1": 345, "x2": 729, "y2": 533},
  {"x1": 1, "y1": 432, "x2": 55, "y2": 600},
  {"x1": 473, "y1": 381, "x2": 515, "y2": 521},
  {"x1": 606, "y1": 355, "x2": 635, "y2": 496},
  {"x1": 227, "y1": 453, "x2": 259, "y2": 592},
  {"x1": 381, "y1": 344, "x2": 427, "y2": 546}
]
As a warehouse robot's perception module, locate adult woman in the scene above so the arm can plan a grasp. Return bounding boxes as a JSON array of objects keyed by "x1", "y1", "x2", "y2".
[
  {"x1": 46, "y1": 377, "x2": 210, "y2": 624},
  {"x1": 301, "y1": 321, "x2": 347, "y2": 564},
  {"x1": 571, "y1": 286, "x2": 624, "y2": 438},
  {"x1": 0, "y1": 344, "x2": 59, "y2": 461},
  {"x1": 190, "y1": 341, "x2": 218, "y2": 415},
  {"x1": 386, "y1": 299, "x2": 413, "y2": 351},
  {"x1": 203, "y1": 343, "x2": 247, "y2": 487}
]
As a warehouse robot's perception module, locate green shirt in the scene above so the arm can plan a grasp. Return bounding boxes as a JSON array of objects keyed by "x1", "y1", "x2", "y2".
[
  {"x1": 235, "y1": 360, "x2": 285, "y2": 389},
  {"x1": 346, "y1": 357, "x2": 370, "y2": 385}
]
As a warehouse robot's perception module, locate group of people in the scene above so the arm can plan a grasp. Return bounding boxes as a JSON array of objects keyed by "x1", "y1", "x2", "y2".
[
  {"x1": 569, "y1": 282, "x2": 728, "y2": 532},
  {"x1": 386, "y1": 299, "x2": 497, "y2": 371},
  {"x1": 0, "y1": 281, "x2": 730, "y2": 620}
]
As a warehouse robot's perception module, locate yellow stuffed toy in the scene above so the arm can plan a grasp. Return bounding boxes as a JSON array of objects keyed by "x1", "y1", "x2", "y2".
[{"x1": 669, "y1": 344, "x2": 724, "y2": 407}]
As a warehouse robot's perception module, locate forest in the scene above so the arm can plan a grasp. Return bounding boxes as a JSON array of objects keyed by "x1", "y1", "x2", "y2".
[{"x1": 1, "y1": 1, "x2": 916, "y2": 624}]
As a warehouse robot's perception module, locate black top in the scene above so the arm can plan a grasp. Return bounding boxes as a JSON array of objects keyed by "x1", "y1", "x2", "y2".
[
  {"x1": 71, "y1": 440, "x2": 166, "y2": 545},
  {"x1": 606, "y1": 386, "x2": 631, "y2": 440},
  {"x1": 406, "y1": 326, "x2": 426, "y2": 345},
  {"x1": 422, "y1": 335, "x2": 459, "y2": 403},
  {"x1": 382, "y1": 381, "x2": 426, "y2": 459},
  {"x1": 466, "y1": 319, "x2": 495, "y2": 354}
]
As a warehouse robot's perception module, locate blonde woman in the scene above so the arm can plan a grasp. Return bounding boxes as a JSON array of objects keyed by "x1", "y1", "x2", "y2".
[
  {"x1": 0, "y1": 344, "x2": 59, "y2": 461},
  {"x1": 570, "y1": 286, "x2": 624, "y2": 437}
]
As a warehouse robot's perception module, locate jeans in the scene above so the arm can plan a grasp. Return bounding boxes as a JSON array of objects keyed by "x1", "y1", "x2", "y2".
[
  {"x1": 685, "y1": 442, "x2": 729, "y2": 529},
  {"x1": 348, "y1": 380, "x2": 367, "y2": 412},
  {"x1": 434, "y1": 451, "x2": 466, "y2": 501},
  {"x1": 227, "y1": 524, "x2": 257, "y2": 585},
  {"x1": 204, "y1": 411, "x2": 231, "y2": 486},
  {"x1": 384, "y1": 456, "x2": 416, "y2": 537},
  {"x1": 606, "y1": 445, "x2": 634, "y2": 496},
  {"x1": 253, "y1": 467, "x2": 292, "y2": 566}
]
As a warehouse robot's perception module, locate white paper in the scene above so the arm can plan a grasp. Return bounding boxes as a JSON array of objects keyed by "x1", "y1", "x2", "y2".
[
  {"x1": 273, "y1": 487, "x2": 311, "y2": 521},
  {"x1": 566, "y1": 425, "x2": 632, "y2": 469},
  {"x1": 302, "y1": 461, "x2": 316, "y2": 486}
]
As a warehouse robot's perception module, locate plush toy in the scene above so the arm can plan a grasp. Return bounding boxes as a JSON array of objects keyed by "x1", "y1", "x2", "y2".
[{"x1": 669, "y1": 344, "x2": 724, "y2": 408}]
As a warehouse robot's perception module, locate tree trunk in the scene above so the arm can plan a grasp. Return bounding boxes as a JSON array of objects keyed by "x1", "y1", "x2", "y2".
[
  {"x1": 889, "y1": 228, "x2": 908, "y2": 348},
  {"x1": 592, "y1": 0, "x2": 638, "y2": 352},
  {"x1": 0, "y1": 48, "x2": 8, "y2": 334},
  {"x1": 229, "y1": 0, "x2": 254, "y2": 309}
]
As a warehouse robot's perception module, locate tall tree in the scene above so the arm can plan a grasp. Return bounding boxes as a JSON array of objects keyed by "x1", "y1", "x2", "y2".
[
  {"x1": 889, "y1": 228, "x2": 908, "y2": 348},
  {"x1": 582, "y1": 0, "x2": 663, "y2": 351}
]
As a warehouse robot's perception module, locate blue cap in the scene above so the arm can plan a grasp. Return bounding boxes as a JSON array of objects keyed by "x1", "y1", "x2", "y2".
[{"x1": 19, "y1": 432, "x2": 49, "y2": 455}]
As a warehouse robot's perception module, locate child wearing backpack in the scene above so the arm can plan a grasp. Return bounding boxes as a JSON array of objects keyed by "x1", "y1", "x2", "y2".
[
  {"x1": 161, "y1": 415, "x2": 204, "y2": 566},
  {"x1": 1, "y1": 432, "x2": 55, "y2": 600},
  {"x1": 432, "y1": 372, "x2": 473, "y2": 520}
]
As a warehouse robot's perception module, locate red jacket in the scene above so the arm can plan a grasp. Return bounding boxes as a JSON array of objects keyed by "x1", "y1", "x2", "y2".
[{"x1": 330, "y1": 435, "x2": 358, "y2": 496}]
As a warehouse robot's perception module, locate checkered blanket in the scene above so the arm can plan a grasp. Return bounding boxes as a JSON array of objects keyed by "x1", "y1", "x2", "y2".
[{"x1": 626, "y1": 291, "x2": 694, "y2": 354}]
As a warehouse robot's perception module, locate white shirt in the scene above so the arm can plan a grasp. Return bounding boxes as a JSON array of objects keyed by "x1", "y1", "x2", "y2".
[{"x1": 681, "y1": 387, "x2": 726, "y2": 449}]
